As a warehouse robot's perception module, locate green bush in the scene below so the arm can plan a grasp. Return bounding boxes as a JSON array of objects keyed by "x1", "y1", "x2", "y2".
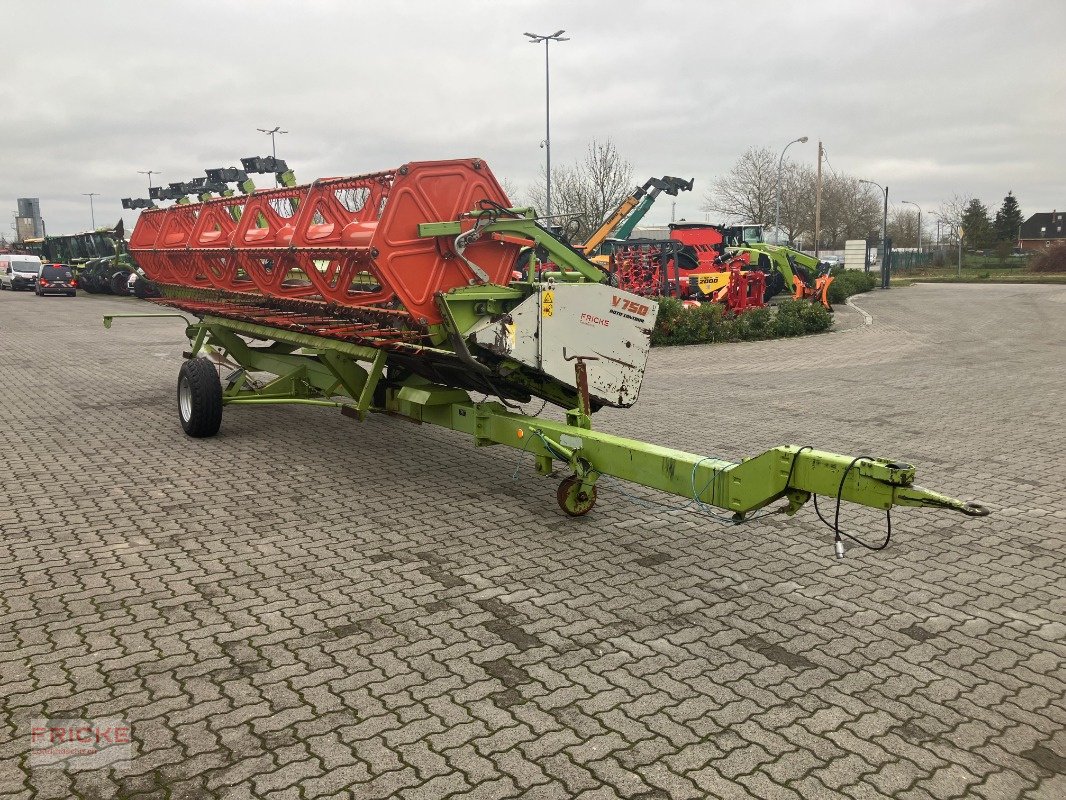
[
  {"x1": 772, "y1": 301, "x2": 807, "y2": 337},
  {"x1": 651, "y1": 298, "x2": 729, "y2": 346},
  {"x1": 827, "y1": 269, "x2": 877, "y2": 305},
  {"x1": 733, "y1": 306, "x2": 775, "y2": 339},
  {"x1": 652, "y1": 298, "x2": 831, "y2": 347}
]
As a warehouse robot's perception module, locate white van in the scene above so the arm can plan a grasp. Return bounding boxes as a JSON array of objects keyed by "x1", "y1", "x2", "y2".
[{"x1": 0, "y1": 254, "x2": 44, "y2": 291}]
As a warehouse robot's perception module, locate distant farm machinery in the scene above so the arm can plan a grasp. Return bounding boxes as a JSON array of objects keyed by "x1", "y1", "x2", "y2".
[
  {"x1": 21, "y1": 223, "x2": 141, "y2": 295},
  {"x1": 666, "y1": 222, "x2": 835, "y2": 309},
  {"x1": 102, "y1": 156, "x2": 986, "y2": 551},
  {"x1": 557, "y1": 177, "x2": 832, "y2": 312}
]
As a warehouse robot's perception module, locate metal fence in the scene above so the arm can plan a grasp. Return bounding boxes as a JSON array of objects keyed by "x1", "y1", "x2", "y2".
[
  {"x1": 888, "y1": 246, "x2": 1032, "y2": 274},
  {"x1": 888, "y1": 250, "x2": 936, "y2": 271}
]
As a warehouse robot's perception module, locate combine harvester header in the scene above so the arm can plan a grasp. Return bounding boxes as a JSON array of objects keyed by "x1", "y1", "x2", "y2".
[{"x1": 108, "y1": 157, "x2": 987, "y2": 555}]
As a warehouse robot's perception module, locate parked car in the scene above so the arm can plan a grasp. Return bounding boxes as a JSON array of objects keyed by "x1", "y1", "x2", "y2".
[
  {"x1": 35, "y1": 263, "x2": 77, "y2": 297},
  {"x1": 0, "y1": 254, "x2": 44, "y2": 290}
]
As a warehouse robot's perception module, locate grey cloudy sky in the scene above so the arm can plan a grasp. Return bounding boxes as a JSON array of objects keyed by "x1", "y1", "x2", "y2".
[{"x1": 3, "y1": 0, "x2": 1063, "y2": 238}]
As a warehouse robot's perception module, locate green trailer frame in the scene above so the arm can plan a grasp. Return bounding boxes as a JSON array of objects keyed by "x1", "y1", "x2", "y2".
[
  {"x1": 104, "y1": 205, "x2": 987, "y2": 556},
  {"x1": 104, "y1": 313, "x2": 988, "y2": 556}
]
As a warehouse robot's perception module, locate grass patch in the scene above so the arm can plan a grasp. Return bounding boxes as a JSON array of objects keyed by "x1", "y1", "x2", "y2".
[
  {"x1": 890, "y1": 272, "x2": 1066, "y2": 286},
  {"x1": 652, "y1": 298, "x2": 832, "y2": 347}
]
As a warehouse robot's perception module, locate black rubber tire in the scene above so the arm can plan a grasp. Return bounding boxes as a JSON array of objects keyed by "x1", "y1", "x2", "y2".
[
  {"x1": 676, "y1": 250, "x2": 700, "y2": 271},
  {"x1": 762, "y1": 270, "x2": 786, "y2": 301},
  {"x1": 177, "y1": 358, "x2": 223, "y2": 438},
  {"x1": 109, "y1": 271, "x2": 129, "y2": 295}
]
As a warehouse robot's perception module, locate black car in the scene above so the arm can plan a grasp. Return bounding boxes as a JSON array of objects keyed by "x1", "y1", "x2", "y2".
[{"x1": 36, "y1": 263, "x2": 77, "y2": 297}]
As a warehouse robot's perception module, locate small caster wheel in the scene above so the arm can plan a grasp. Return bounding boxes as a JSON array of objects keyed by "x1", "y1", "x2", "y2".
[{"x1": 557, "y1": 475, "x2": 597, "y2": 517}]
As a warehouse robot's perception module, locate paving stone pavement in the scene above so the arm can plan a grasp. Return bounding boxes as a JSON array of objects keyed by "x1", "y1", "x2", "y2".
[{"x1": 0, "y1": 283, "x2": 1063, "y2": 800}]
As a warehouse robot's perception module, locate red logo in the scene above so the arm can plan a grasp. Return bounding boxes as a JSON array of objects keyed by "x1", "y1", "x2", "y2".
[{"x1": 611, "y1": 296, "x2": 650, "y2": 316}]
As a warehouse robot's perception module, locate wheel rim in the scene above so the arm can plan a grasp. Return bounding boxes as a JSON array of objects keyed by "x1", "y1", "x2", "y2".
[
  {"x1": 557, "y1": 476, "x2": 597, "y2": 517},
  {"x1": 178, "y1": 376, "x2": 192, "y2": 422}
]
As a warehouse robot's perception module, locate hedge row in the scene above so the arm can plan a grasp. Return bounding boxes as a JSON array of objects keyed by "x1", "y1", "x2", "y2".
[
  {"x1": 827, "y1": 268, "x2": 878, "y2": 304},
  {"x1": 652, "y1": 298, "x2": 832, "y2": 347}
]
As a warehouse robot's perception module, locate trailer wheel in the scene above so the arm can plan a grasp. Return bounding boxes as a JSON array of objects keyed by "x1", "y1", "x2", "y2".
[
  {"x1": 177, "y1": 358, "x2": 222, "y2": 437},
  {"x1": 557, "y1": 476, "x2": 597, "y2": 517}
]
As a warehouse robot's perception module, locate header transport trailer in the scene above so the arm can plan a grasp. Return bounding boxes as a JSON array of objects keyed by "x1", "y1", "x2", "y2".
[{"x1": 104, "y1": 157, "x2": 987, "y2": 556}]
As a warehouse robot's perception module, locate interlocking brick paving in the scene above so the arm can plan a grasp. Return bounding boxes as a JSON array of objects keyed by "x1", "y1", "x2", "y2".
[{"x1": 0, "y1": 283, "x2": 1063, "y2": 799}]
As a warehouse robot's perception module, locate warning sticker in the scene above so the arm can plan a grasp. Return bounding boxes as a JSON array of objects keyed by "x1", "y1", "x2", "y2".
[{"x1": 542, "y1": 289, "x2": 554, "y2": 318}]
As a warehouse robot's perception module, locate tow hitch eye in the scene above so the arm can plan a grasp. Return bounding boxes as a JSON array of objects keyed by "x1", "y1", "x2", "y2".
[{"x1": 960, "y1": 502, "x2": 990, "y2": 517}]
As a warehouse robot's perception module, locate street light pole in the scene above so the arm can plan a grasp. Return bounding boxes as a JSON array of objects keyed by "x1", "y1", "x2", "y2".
[
  {"x1": 859, "y1": 179, "x2": 889, "y2": 278},
  {"x1": 138, "y1": 170, "x2": 161, "y2": 192},
  {"x1": 257, "y1": 126, "x2": 289, "y2": 186},
  {"x1": 524, "y1": 30, "x2": 569, "y2": 219},
  {"x1": 82, "y1": 192, "x2": 99, "y2": 230},
  {"x1": 774, "y1": 136, "x2": 807, "y2": 245}
]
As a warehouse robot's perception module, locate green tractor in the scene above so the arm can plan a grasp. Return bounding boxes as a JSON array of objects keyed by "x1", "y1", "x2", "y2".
[{"x1": 720, "y1": 225, "x2": 834, "y2": 308}]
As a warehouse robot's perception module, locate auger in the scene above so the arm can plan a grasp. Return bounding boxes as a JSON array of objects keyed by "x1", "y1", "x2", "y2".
[{"x1": 105, "y1": 157, "x2": 987, "y2": 551}]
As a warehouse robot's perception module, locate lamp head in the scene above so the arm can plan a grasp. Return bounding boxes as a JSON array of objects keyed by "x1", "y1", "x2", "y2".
[{"x1": 798, "y1": 136, "x2": 809, "y2": 144}]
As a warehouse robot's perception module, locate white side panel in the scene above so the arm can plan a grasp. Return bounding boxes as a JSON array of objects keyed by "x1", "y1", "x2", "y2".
[
  {"x1": 472, "y1": 282, "x2": 657, "y2": 408},
  {"x1": 844, "y1": 239, "x2": 868, "y2": 271}
]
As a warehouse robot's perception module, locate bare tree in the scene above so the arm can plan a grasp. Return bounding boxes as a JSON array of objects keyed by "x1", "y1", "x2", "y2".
[
  {"x1": 702, "y1": 147, "x2": 777, "y2": 226},
  {"x1": 778, "y1": 161, "x2": 814, "y2": 245},
  {"x1": 497, "y1": 177, "x2": 521, "y2": 204},
  {"x1": 527, "y1": 139, "x2": 634, "y2": 241},
  {"x1": 887, "y1": 208, "x2": 920, "y2": 248},
  {"x1": 704, "y1": 148, "x2": 881, "y2": 248},
  {"x1": 934, "y1": 194, "x2": 967, "y2": 244},
  {"x1": 816, "y1": 175, "x2": 882, "y2": 248}
]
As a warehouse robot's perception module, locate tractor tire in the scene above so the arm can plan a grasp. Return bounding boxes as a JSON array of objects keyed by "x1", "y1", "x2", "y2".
[
  {"x1": 763, "y1": 270, "x2": 786, "y2": 301},
  {"x1": 676, "y1": 250, "x2": 700, "y2": 271},
  {"x1": 109, "y1": 271, "x2": 130, "y2": 296},
  {"x1": 132, "y1": 276, "x2": 154, "y2": 298},
  {"x1": 664, "y1": 250, "x2": 700, "y2": 278},
  {"x1": 177, "y1": 358, "x2": 223, "y2": 438},
  {"x1": 750, "y1": 254, "x2": 784, "y2": 301}
]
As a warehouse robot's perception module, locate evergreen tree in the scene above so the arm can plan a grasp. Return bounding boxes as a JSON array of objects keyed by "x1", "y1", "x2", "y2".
[
  {"x1": 961, "y1": 198, "x2": 994, "y2": 249},
  {"x1": 993, "y1": 191, "x2": 1023, "y2": 244}
]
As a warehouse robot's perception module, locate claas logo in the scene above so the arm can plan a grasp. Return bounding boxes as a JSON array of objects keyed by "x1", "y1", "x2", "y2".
[{"x1": 611, "y1": 296, "x2": 650, "y2": 316}]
